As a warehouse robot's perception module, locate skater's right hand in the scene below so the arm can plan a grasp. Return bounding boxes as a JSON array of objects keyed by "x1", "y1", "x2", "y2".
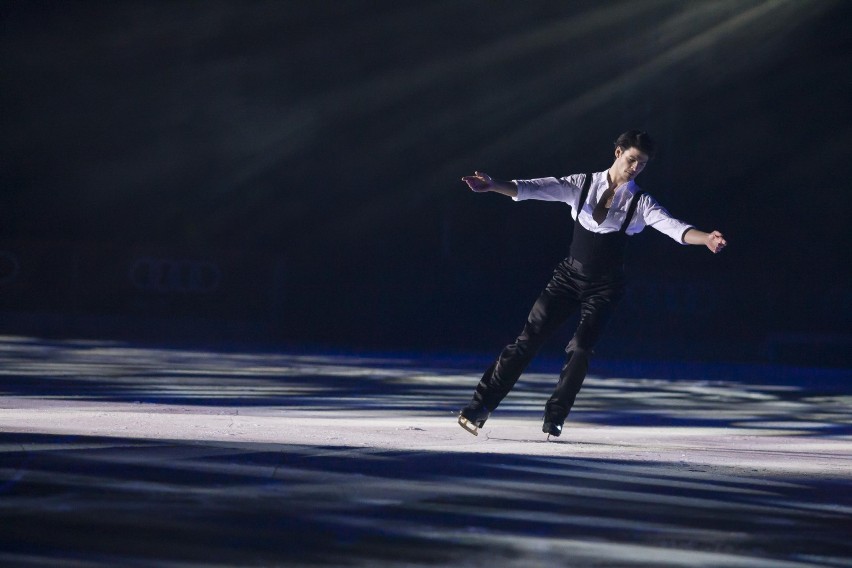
[{"x1": 461, "y1": 171, "x2": 495, "y2": 193}]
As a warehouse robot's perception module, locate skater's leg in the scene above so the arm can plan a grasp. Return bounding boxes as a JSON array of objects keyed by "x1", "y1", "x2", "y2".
[
  {"x1": 545, "y1": 279, "x2": 624, "y2": 430},
  {"x1": 467, "y1": 360, "x2": 497, "y2": 411},
  {"x1": 458, "y1": 360, "x2": 497, "y2": 434},
  {"x1": 471, "y1": 279, "x2": 579, "y2": 412}
]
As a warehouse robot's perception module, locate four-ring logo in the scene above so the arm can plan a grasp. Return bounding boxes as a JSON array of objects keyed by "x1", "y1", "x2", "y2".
[
  {"x1": 129, "y1": 258, "x2": 221, "y2": 294},
  {"x1": 0, "y1": 251, "x2": 20, "y2": 286}
]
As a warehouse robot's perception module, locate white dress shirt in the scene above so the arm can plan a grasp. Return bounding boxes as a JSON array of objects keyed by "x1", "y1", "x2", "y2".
[{"x1": 513, "y1": 171, "x2": 694, "y2": 244}]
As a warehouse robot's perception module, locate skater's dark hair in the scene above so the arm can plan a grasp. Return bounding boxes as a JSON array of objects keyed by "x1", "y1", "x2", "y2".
[{"x1": 614, "y1": 130, "x2": 657, "y2": 160}]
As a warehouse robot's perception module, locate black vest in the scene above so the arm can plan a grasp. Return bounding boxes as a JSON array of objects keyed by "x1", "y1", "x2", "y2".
[{"x1": 569, "y1": 173, "x2": 644, "y2": 276}]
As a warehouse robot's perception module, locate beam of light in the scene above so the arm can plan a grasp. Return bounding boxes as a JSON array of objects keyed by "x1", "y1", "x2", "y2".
[
  {"x1": 473, "y1": 0, "x2": 834, "y2": 157},
  {"x1": 310, "y1": 0, "x2": 838, "y2": 242},
  {"x1": 195, "y1": 1, "x2": 659, "y2": 203},
  {"x1": 311, "y1": 1, "x2": 657, "y2": 117}
]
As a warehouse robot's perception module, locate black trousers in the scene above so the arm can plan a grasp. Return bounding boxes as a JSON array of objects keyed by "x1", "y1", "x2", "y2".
[{"x1": 470, "y1": 257, "x2": 626, "y2": 423}]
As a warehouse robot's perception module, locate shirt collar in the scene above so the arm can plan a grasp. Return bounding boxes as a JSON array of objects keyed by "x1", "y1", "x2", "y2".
[{"x1": 597, "y1": 171, "x2": 638, "y2": 195}]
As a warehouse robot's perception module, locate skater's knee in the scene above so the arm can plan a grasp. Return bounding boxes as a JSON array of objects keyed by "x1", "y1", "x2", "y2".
[
  {"x1": 565, "y1": 337, "x2": 594, "y2": 357},
  {"x1": 516, "y1": 322, "x2": 549, "y2": 347},
  {"x1": 510, "y1": 335, "x2": 543, "y2": 359}
]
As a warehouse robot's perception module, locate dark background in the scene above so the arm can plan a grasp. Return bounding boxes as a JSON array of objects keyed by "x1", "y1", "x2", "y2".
[{"x1": 1, "y1": 0, "x2": 850, "y2": 365}]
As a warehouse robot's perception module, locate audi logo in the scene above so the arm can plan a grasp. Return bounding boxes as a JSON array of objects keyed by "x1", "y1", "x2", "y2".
[
  {"x1": 129, "y1": 258, "x2": 222, "y2": 294},
  {"x1": 0, "y1": 251, "x2": 20, "y2": 286}
]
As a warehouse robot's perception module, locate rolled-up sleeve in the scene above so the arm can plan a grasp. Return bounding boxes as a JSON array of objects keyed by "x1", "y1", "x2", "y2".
[
  {"x1": 639, "y1": 194, "x2": 694, "y2": 244},
  {"x1": 513, "y1": 176, "x2": 581, "y2": 203}
]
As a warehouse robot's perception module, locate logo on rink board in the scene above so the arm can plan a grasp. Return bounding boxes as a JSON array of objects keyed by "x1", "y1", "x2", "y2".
[
  {"x1": 0, "y1": 251, "x2": 20, "y2": 286},
  {"x1": 129, "y1": 258, "x2": 222, "y2": 294}
]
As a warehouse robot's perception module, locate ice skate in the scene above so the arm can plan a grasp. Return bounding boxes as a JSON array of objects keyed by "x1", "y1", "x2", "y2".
[
  {"x1": 458, "y1": 404, "x2": 490, "y2": 436},
  {"x1": 542, "y1": 420, "x2": 563, "y2": 440},
  {"x1": 542, "y1": 404, "x2": 566, "y2": 440}
]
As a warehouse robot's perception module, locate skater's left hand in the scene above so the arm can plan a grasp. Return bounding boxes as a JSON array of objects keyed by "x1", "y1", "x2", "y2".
[{"x1": 705, "y1": 231, "x2": 726, "y2": 254}]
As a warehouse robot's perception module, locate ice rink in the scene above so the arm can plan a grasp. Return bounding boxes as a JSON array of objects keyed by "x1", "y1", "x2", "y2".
[{"x1": 1, "y1": 336, "x2": 850, "y2": 567}]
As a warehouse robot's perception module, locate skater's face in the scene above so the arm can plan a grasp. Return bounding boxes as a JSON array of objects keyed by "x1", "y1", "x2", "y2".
[{"x1": 613, "y1": 146, "x2": 649, "y2": 182}]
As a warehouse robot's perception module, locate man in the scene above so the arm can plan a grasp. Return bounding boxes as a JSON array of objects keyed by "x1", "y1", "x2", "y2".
[{"x1": 458, "y1": 130, "x2": 726, "y2": 439}]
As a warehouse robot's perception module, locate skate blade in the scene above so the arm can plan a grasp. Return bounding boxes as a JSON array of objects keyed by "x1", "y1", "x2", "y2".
[{"x1": 458, "y1": 415, "x2": 479, "y2": 436}]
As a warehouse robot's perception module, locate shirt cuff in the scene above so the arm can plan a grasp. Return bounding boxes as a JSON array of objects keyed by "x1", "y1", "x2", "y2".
[{"x1": 511, "y1": 180, "x2": 529, "y2": 201}]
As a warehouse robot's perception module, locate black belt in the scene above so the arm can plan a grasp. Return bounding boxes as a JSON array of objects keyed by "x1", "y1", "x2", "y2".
[{"x1": 565, "y1": 256, "x2": 624, "y2": 277}]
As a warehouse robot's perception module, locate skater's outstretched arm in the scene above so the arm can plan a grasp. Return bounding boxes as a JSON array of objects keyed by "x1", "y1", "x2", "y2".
[
  {"x1": 683, "y1": 228, "x2": 727, "y2": 253},
  {"x1": 461, "y1": 171, "x2": 518, "y2": 198}
]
